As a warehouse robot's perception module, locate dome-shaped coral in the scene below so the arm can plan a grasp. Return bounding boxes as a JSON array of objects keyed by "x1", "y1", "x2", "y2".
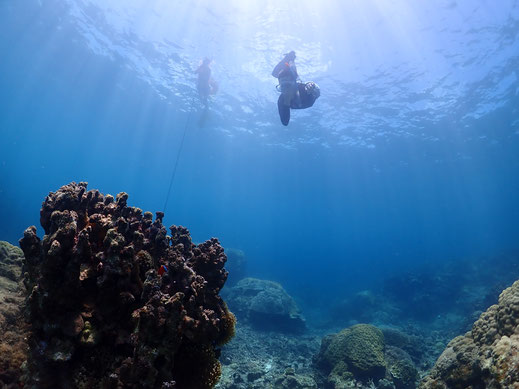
[{"x1": 323, "y1": 324, "x2": 386, "y2": 379}]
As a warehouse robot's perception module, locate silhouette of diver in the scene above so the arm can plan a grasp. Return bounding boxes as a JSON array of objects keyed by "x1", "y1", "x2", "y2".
[
  {"x1": 272, "y1": 51, "x2": 320, "y2": 126},
  {"x1": 195, "y1": 57, "x2": 218, "y2": 105}
]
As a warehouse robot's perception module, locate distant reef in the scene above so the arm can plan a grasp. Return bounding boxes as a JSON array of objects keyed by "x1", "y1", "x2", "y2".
[
  {"x1": 420, "y1": 279, "x2": 519, "y2": 388},
  {"x1": 19, "y1": 182, "x2": 235, "y2": 388}
]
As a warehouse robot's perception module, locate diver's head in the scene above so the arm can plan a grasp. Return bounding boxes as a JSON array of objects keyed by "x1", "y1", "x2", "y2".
[
  {"x1": 305, "y1": 81, "x2": 320, "y2": 99},
  {"x1": 284, "y1": 51, "x2": 296, "y2": 61},
  {"x1": 202, "y1": 57, "x2": 212, "y2": 65}
]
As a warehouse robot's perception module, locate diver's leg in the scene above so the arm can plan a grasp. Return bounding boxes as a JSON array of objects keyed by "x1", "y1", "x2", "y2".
[
  {"x1": 280, "y1": 81, "x2": 296, "y2": 107},
  {"x1": 283, "y1": 91, "x2": 292, "y2": 106},
  {"x1": 284, "y1": 83, "x2": 297, "y2": 106},
  {"x1": 278, "y1": 95, "x2": 290, "y2": 126}
]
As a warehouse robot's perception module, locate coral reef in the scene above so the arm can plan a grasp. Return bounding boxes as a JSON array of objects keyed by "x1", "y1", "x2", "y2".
[
  {"x1": 0, "y1": 241, "x2": 28, "y2": 388},
  {"x1": 19, "y1": 182, "x2": 234, "y2": 388},
  {"x1": 222, "y1": 277, "x2": 305, "y2": 333},
  {"x1": 420, "y1": 279, "x2": 519, "y2": 388},
  {"x1": 314, "y1": 324, "x2": 418, "y2": 389}
]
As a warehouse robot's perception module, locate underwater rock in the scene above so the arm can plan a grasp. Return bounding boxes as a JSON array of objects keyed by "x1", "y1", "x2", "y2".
[
  {"x1": 223, "y1": 277, "x2": 305, "y2": 333},
  {"x1": 314, "y1": 324, "x2": 418, "y2": 389},
  {"x1": 0, "y1": 240, "x2": 23, "y2": 282},
  {"x1": 273, "y1": 368, "x2": 317, "y2": 388},
  {"x1": 224, "y1": 248, "x2": 247, "y2": 287},
  {"x1": 420, "y1": 279, "x2": 519, "y2": 388},
  {"x1": 0, "y1": 241, "x2": 28, "y2": 388},
  {"x1": 385, "y1": 346, "x2": 418, "y2": 389},
  {"x1": 19, "y1": 182, "x2": 235, "y2": 389},
  {"x1": 381, "y1": 327, "x2": 424, "y2": 365},
  {"x1": 330, "y1": 289, "x2": 382, "y2": 323}
]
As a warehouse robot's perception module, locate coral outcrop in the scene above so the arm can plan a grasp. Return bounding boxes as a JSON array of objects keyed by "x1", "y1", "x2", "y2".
[
  {"x1": 420, "y1": 279, "x2": 519, "y2": 388},
  {"x1": 0, "y1": 241, "x2": 28, "y2": 388},
  {"x1": 314, "y1": 324, "x2": 418, "y2": 389},
  {"x1": 19, "y1": 182, "x2": 235, "y2": 388},
  {"x1": 222, "y1": 277, "x2": 305, "y2": 333}
]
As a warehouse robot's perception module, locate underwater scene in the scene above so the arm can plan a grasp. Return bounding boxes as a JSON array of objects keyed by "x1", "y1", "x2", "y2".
[{"x1": 1, "y1": 0, "x2": 519, "y2": 388}]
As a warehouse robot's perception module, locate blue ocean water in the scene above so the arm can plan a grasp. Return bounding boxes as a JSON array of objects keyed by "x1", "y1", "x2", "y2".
[{"x1": 1, "y1": 0, "x2": 518, "y2": 309}]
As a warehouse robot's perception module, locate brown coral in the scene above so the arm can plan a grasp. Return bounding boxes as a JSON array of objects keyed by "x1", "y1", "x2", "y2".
[
  {"x1": 420, "y1": 279, "x2": 519, "y2": 389},
  {"x1": 215, "y1": 304, "x2": 237, "y2": 346},
  {"x1": 19, "y1": 182, "x2": 235, "y2": 388}
]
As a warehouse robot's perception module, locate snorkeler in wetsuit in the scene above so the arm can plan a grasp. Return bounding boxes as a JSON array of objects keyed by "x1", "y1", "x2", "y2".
[
  {"x1": 272, "y1": 51, "x2": 320, "y2": 126},
  {"x1": 195, "y1": 57, "x2": 218, "y2": 105},
  {"x1": 272, "y1": 51, "x2": 299, "y2": 107}
]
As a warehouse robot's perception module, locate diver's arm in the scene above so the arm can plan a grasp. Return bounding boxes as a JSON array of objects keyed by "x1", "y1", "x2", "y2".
[{"x1": 272, "y1": 60, "x2": 286, "y2": 78}]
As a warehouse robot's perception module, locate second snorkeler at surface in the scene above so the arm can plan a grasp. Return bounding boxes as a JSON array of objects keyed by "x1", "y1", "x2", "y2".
[{"x1": 195, "y1": 57, "x2": 218, "y2": 106}]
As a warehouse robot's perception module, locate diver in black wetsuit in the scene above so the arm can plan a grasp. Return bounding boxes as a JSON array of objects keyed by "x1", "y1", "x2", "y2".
[{"x1": 272, "y1": 51, "x2": 320, "y2": 126}]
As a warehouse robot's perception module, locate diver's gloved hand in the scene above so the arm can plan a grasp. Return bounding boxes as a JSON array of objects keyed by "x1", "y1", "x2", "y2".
[{"x1": 305, "y1": 82, "x2": 320, "y2": 99}]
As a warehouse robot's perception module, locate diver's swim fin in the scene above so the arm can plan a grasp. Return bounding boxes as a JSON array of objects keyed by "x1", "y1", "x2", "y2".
[{"x1": 278, "y1": 95, "x2": 290, "y2": 126}]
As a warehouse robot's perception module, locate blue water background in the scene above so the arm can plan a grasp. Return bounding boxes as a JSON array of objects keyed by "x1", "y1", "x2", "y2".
[{"x1": 1, "y1": 0, "x2": 518, "y2": 306}]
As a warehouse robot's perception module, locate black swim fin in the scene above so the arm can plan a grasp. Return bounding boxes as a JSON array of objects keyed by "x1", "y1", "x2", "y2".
[{"x1": 278, "y1": 95, "x2": 290, "y2": 126}]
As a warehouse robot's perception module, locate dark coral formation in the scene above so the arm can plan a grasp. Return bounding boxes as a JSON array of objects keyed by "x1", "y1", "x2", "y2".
[
  {"x1": 19, "y1": 182, "x2": 235, "y2": 388},
  {"x1": 420, "y1": 279, "x2": 519, "y2": 389},
  {"x1": 314, "y1": 324, "x2": 418, "y2": 389},
  {"x1": 0, "y1": 241, "x2": 28, "y2": 388}
]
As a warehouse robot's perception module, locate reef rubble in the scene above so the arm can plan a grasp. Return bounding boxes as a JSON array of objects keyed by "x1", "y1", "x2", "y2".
[
  {"x1": 19, "y1": 182, "x2": 235, "y2": 388},
  {"x1": 215, "y1": 320, "x2": 320, "y2": 389}
]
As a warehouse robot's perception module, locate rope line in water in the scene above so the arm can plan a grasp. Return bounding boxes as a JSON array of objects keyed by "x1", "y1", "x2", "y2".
[{"x1": 163, "y1": 108, "x2": 192, "y2": 213}]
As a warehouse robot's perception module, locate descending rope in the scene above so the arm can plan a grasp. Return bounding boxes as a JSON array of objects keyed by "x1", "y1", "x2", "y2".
[{"x1": 163, "y1": 108, "x2": 192, "y2": 213}]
